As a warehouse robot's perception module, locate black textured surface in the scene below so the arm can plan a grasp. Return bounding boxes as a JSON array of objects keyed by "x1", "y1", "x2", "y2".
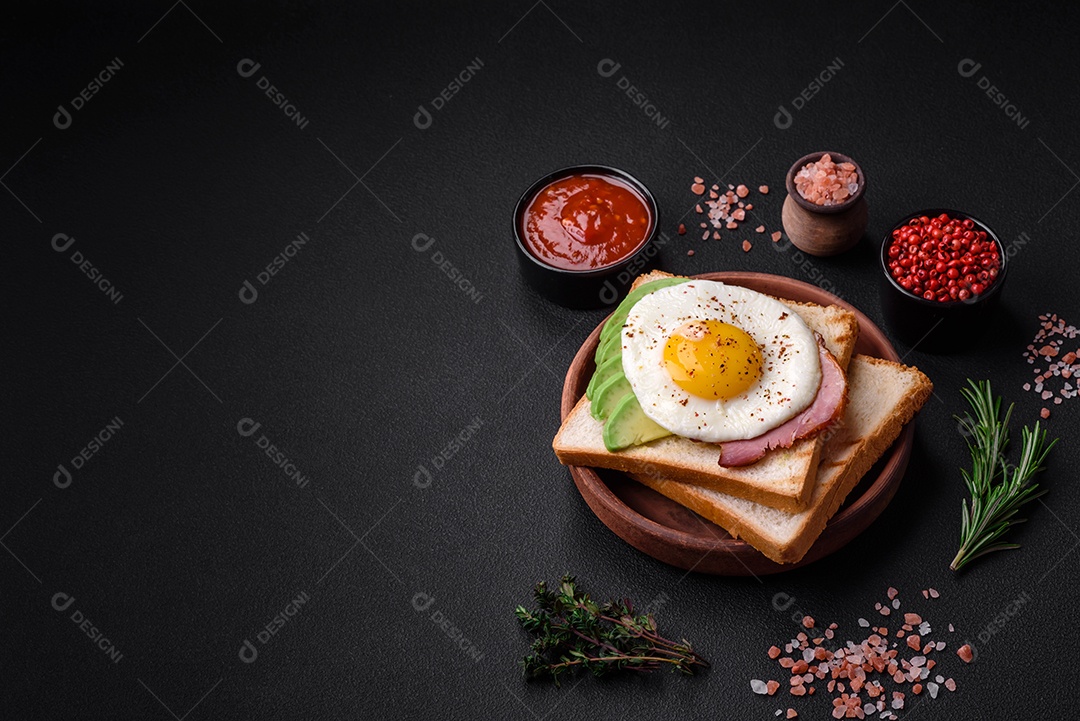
[{"x1": 6, "y1": 2, "x2": 1079, "y2": 718}]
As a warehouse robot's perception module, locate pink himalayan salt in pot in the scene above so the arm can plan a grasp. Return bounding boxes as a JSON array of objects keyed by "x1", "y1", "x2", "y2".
[{"x1": 794, "y1": 153, "x2": 860, "y2": 206}]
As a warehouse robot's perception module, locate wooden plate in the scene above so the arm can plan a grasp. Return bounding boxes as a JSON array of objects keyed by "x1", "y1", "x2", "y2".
[{"x1": 560, "y1": 271, "x2": 914, "y2": 576}]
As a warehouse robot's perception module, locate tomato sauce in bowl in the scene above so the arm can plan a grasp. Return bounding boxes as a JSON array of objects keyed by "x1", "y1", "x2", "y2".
[
  {"x1": 521, "y1": 173, "x2": 653, "y2": 271},
  {"x1": 513, "y1": 165, "x2": 660, "y2": 308}
]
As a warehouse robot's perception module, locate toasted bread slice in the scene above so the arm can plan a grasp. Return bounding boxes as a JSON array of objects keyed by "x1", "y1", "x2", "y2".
[
  {"x1": 553, "y1": 271, "x2": 859, "y2": 512},
  {"x1": 632, "y1": 355, "x2": 933, "y2": 564}
]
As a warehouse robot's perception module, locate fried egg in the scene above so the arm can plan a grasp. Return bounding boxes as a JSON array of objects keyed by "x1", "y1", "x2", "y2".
[{"x1": 621, "y1": 280, "x2": 821, "y2": 442}]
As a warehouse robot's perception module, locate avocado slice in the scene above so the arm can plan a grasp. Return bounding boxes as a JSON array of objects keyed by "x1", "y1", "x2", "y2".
[
  {"x1": 603, "y1": 394, "x2": 673, "y2": 451},
  {"x1": 594, "y1": 330, "x2": 623, "y2": 368},
  {"x1": 598, "y1": 276, "x2": 691, "y2": 349},
  {"x1": 590, "y1": 372, "x2": 632, "y2": 420},
  {"x1": 586, "y1": 354, "x2": 623, "y2": 401},
  {"x1": 585, "y1": 276, "x2": 691, "y2": 447}
]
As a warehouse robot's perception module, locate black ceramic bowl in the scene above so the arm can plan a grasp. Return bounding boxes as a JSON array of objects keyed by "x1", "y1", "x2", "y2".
[
  {"x1": 878, "y1": 209, "x2": 1008, "y2": 351},
  {"x1": 512, "y1": 165, "x2": 661, "y2": 309}
]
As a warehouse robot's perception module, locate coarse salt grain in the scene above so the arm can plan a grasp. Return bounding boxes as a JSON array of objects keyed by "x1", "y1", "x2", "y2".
[
  {"x1": 794, "y1": 154, "x2": 860, "y2": 206},
  {"x1": 682, "y1": 176, "x2": 777, "y2": 244},
  {"x1": 754, "y1": 588, "x2": 966, "y2": 720},
  {"x1": 1022, "y1": 314, "x2": 1080, "y2": 416}
]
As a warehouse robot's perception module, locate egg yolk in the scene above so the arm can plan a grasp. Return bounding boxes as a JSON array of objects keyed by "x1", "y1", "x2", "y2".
[{"x1": 663, "y1": 320, "x2": 764, "y2": 400}]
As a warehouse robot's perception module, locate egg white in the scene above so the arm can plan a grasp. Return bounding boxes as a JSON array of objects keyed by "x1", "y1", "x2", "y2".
[{"x1": 620, "y1": 280, "x2": 822, "y2": 442}]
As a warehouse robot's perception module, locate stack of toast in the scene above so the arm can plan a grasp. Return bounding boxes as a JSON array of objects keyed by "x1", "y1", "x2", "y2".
[{"x1": 553, "y1": 271, "x2": 933, "y2": 564}]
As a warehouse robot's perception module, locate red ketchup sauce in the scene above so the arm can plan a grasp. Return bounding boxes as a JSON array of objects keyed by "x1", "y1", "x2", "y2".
[{"x1": 522, "y1": 173, "x2": 653, "y2": 271}]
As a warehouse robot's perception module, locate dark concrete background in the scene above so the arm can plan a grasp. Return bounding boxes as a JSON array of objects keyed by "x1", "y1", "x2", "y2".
[{"x1": 5, "y1": 1, "x2": 1078, "y2": 718}]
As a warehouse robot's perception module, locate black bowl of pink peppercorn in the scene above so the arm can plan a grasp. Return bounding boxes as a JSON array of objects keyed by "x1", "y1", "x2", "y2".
[{"x1": 878, "y1": 209, "x2": 1008, "y2": 351}]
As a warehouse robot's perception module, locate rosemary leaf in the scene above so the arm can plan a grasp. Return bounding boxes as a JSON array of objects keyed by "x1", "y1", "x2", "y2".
[{"x1": 950, "y1": 380, "x2": 1058, "y2": 572}]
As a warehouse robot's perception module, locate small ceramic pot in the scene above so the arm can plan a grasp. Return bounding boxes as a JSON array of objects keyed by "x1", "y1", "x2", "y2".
[{"x1": 782, "y1": 151, "x2": 867, "y2": 257}]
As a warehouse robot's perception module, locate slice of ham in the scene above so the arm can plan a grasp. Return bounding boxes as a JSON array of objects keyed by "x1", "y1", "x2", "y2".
[{"x1": 717, "y1": 341, "x2": 848, "y2": 467}]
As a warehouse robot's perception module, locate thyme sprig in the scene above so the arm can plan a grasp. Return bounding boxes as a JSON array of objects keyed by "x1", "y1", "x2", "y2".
[
  {"x1": 514, "y1": 575, "x2": 708, "y2": 686},
  {"x1": 950, "y1": 380, "x2": 1058, "y2": 571}
]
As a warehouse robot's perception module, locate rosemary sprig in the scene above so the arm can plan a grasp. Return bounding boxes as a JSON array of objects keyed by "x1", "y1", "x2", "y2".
[
  {"x1": 950, "y1": 380, "x2": 1058, "y2": 571},
  {"x1": 514, "y1": 575, "x2": 708, "y2": 686}
]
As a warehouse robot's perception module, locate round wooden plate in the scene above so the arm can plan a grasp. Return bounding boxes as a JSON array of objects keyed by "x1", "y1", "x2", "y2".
[{"x1": 560, "y1": 271, "x2": 914, "y2": 576}]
